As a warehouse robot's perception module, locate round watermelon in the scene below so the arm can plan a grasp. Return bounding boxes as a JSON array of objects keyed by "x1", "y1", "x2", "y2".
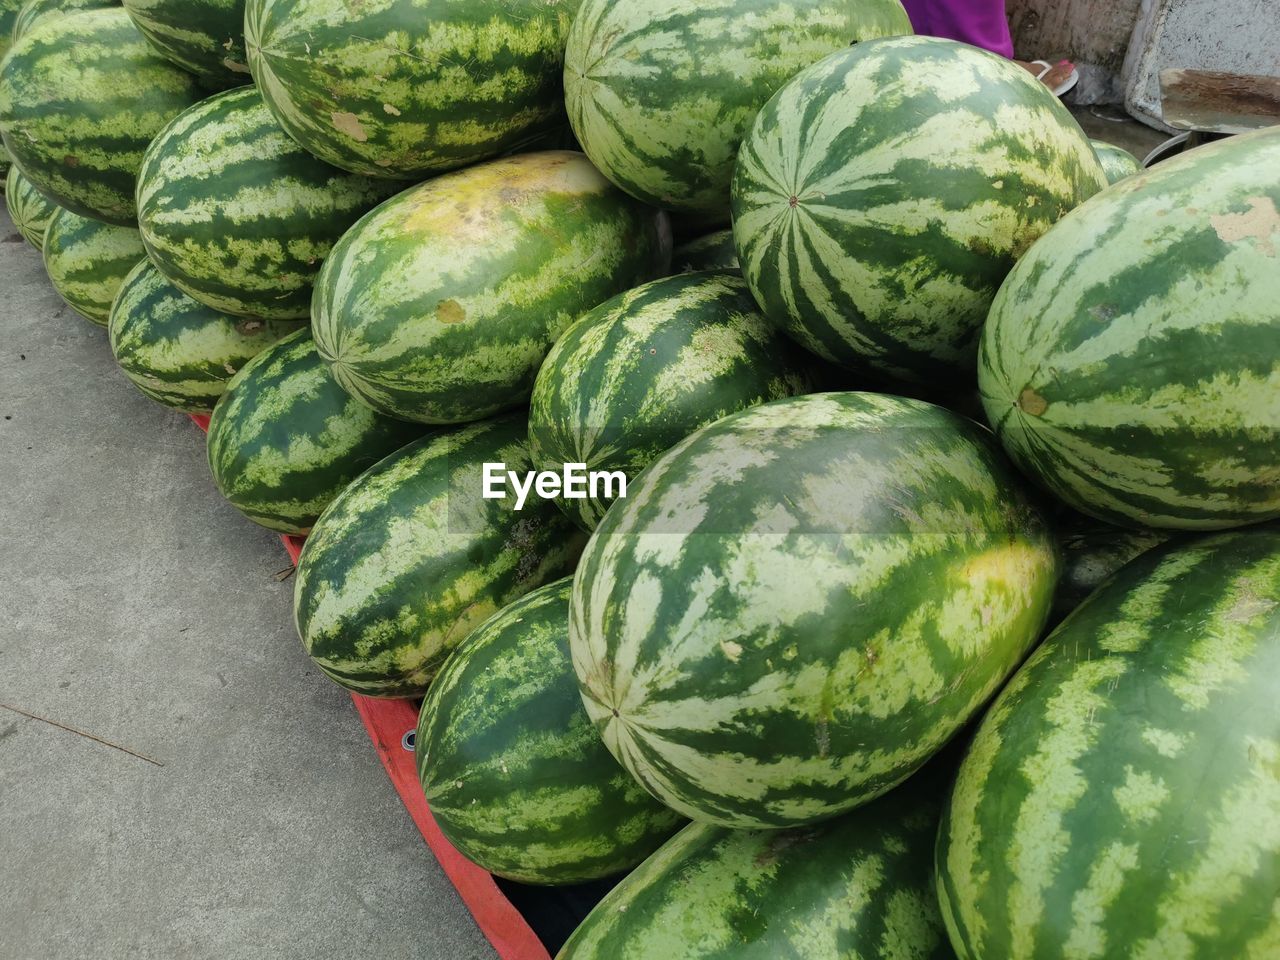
[
  {"x1": 109, "y1": 260, "x2": 303, "y2": 413},
  {"x1": 11, "y1": 0, "x2": 118, "y2": 41},
  {"x1": 937, "y1": 528, "x2": 1280, "y2": 960},
  {"x1": 0, "y1": 8, "x2": 202, "y2": 225},
  {"x1": 671, "y1": 230, "x2": 738, "y2": 274},
  {"x1": 416, "y1": 579, "x2": 683, "y2": 884},
  {"x1": 732, "y1": 36, "x2": 1107, "y2": 386},
  {"x1": 528, "y1": 271, "x2": 815, "y2": 530},
  {"x1": 564, "y1": 0, "x2": 913, "y2": 222},
  {"x1": 136, "y1": 86, "x2": 402, "y2": 321},
  {"x1": 207, "y1": 329, "x2": 423, "y2": 534},
  {"x1": 294, "y1": 416, "x2": 586, "y2": 697},
  {"x1": 1091, "y1": 137, "x2": 1142, "y2": 184},
  {"x1": 122, "y1": 0, "x2": 249, "y2": 89},
  {"x1": 42, "y1": 205, "x2": 145, "y2": 325},
  {"x1": 244, "y1": 0, "x2": 580, "y2": 179},
  {"x1": 559, "y1": 765, "x2": 950, "y2": 958},
  {"x1": 980, "y1": 125, "x2": 1280, "y2": 530},
  {"x1": 1052, "y1": 513, "x2": 1173, "y2": 623},
  {"x1": 312, "y1": 150, "x2": 672, "y2": 425},
  {"x1": 570, "y1": 391, "x2": 1059, "y2": 828},
  {"x1": 5, "y1": 165, "x2": 57, "y2": 249}
]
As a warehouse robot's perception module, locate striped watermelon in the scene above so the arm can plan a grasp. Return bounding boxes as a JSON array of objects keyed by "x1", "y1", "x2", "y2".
[
  {"x1": 416, "y1": 579, "x2": 683, "y2": 884},
  {"x1": 109, "y1": 260, "x2": 303, "y2": 413},
  {"x1": 312, "y1": 150, "x2": 672, "y2": 425},
  {"x1": 294, "y1": 416, "x2": 586, "y2": 697},
  {"x1": 672, "y1": 230, "x2": 738, "y2": 274},
  {"x1": 979, "y1": 126, "x2": 1280, "y2": 530},
  {"x1": 937, "y1": 529, "x2": 1280, "y2": 960},
  {"x1": 136, "y1": 86, "x2": 402, "y2": 321},
  {"x1": 11, "y1": 0, "x2": 118, "y2": 40},
  {"x1": 5, "y1": 165, "x2": 56, "y2": 249},
  {"x1": 1091, "y1": 138, "x2": 1142, "y2": 184},
  {"x1": 244, "y1": 0, "x2": 580, "y2": 179},
  {"x1": 42, "y1": 205, "x2": 145, "y2": 325},
  {"x1": 732, "y1": 36, "x2": 1107, "y2": 386},
  {"x1": 564, "y1": 0, "x2": 913, "y2": 222},
  {"x1": 1053, "y1": 513, "x2": 1172, "y2": 622},
  {"x1": 207, "y1": 329, "x2": 422, "y2": 534},
  {"x1": 570, "y1": 391, "x2": 1058, "y2": 828},
  {"x1": 528, "y1": 271, "x2": 815, "y2": 530},
  {"x1": 559, "y1": 768, "x2": 949, "y2": 959},
  {"x1": 121, "y1": 0, "x2": 248, "y2": 89},
  {"x1": 0, "y1": 8, "x2": 202, "y2": 225}
]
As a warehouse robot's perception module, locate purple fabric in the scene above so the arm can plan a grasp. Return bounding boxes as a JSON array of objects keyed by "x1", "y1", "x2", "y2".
[{"x1": 899, "y1": 0, "x2": 1015, "y2": 59}]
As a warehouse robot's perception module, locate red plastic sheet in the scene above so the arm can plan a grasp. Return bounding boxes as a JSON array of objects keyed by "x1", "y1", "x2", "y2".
[{"x1": 190, "y1": 413, "x2": 549, "y2": 960}]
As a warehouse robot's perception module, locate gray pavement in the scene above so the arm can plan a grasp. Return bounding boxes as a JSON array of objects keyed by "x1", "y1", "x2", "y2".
[{"x1": 0, "y1": 209, "x2": 495, "y2": 960}]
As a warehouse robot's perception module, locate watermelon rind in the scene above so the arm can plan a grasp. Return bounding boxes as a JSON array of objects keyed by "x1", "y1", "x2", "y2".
[{"x1": 42, "y1": 204, "x2": 146, "y2": 325}]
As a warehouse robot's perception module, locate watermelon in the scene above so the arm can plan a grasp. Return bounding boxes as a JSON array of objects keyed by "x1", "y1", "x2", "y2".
[
  {"x1": 294, "y1": 415, "x2": 586, "y2": 697},
  {"x1": 109, "y1": 259, "x2": 303, "y2": 413},
  {"x1": 732, "y1": 36, "x2": 1107, "y2": 386},
  {"x1": 564, "y1": 0, "x2": 913, "y2": 222},
  {"x1": 42, "y1": 205, "x2": 145, "y2": 325},
  {"x1": 528, "y1": 271, "x2": 815, "y2": 530},
  {"x1": 979, "y1": 126, "x2": 1280, "y2": 531},
  {"x1": 11, "y1": 0, "x2": 118, "y2": 40},
  {"x1": 937, "y1": 529, "x2": 1280, "y2": 960},
  {"x1": 570, "y1": 391, "x2": 1058, "y2": 828},
  {"x1": 1091, "y1": 138, "x2": 1142, "y2": 184},
  {"x1": 1053, "y1": 513, "x2": 1173, "y2": 622},
  {"x1": 5, "y1": 165, "x2": 56, "y2": 249},
  {"x1": 671, "y1": 230, "x2": 738, "y2": 274},
  {"x1": 206, "y1": 329, "x2": 423, "y2": 534},
  {"x1": 0, "y1": 8, "x2": 202, "y2": 225},
  {"x1": 416, "y1": 579, "x2": 684, "y2": 884},
  {"x1": 559, "y1": 767, "x2": 949, "y2": 959},
  {"x1": 244, "y1": 0, "x2": 580, "y2": 179},
  {"x1": 121, "y1": 0, "x2": 249, "y2": 90},
  {"x1": 312, "y1": 150, "x2": 672, "y2": 425},
  {"x1": 136, "y1": 86, "x2": 402, "y2": 321}
]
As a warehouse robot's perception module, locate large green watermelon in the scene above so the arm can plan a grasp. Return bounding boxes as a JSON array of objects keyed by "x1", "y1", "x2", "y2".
[
  {"x1": 1091, "y1": 138, "x2": 1142, "y2": 185},
  {"x1": 207, "y1": 329, "x2": 423, "y2": 534},
  {"x1": 244, "y1": 0, "x2": 580, "y2": 179},
  {"x1": 5, "y1": 165, "x2": 57, "y2": 249},
  {"x1": 980, "y1": 126, "x2": 1280, "y2": 530},
  {"x1": 559, "y1": 766, "x2": 950, "y2": 959},
  {"x1": 416, "y1": 579, "x2": 683, "y2": 884},
  {"x1": 732, "y1": 36, "x2": 1107, "y2": 386},
  {"x1": 937, "y1": 529, "x2": 1280, "y2": 960},
  {"x1": 11, "y1": 0, "x2": 118, "y2": 40},
  {"x1": 0, "y1": 8, "x2": 201, "y2": 224},
  {"x1": 528, "y1": 271, "x2": 815, "y2": 530},
  {"x1": 570, "y1": 391, "x2": 1058, "y2": 828},
  {"x1": 136, "y1": 86, "x2": 402, "y2": 321},
  {"x1": 122, "y1": 0, "x2": 249, "y2": 90},
  {"x1": 109, "y1": 260, "x2": 303, "y2": 413},
  {"x1": 294, "y1": 415, "x2": 586, "y2": 697},
  {"x1": 42, "y1": 206, "x2": 145, "y2": 325},
  {"x1": 1052, "y1": 513, "x2": 1173, "y2": 622},
  {"x1": 312, "y1": 150, "x2": 671, "y2": 425},
  {"x1": 564, "y1": 0, "x2": 912, "y2": 223}
]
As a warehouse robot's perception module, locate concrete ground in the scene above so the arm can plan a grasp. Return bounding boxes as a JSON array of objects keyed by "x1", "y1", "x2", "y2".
[{"x1": 0, "y1": 208, "x2": 495, "y2": 959}]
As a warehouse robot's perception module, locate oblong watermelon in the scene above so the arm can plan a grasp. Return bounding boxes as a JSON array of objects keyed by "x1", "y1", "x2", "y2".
[
  {"x1": 570, "y1": 391, "x2": 1058, "y2": 828},
  {"x1": 528, "y1": 271, "x2": 815, "y2": 530},
  {"x1": 671, "y1": 230, "x2": 738, "y2": 274},
  {"x1": 121, "y1": 0, "x2": 249, "y2": 89},
  {"x1": 979, "y1": 125, "x2": 1280, "y2": 530},
  {"x1": 416, "y1": 579, "x2": 683, "y2": 884},
  {"x1": 109, "y1": 260, "x2": 303, "y2": 413},
  {"x1": 0, "y1": 8, "x2": 202, "y2": 224},
  {"x1": 11, "y1": 0, "x2": 117, "y2": 41},
  {"x1": 5, "y1": 165, "x2": 57, "y2": 250},
  {"x1": 42, "y1": 206, "x2": 145, "y2": 325},
  {"x1": 1091, "y1": 138, "x2": 1142, "y2": 184},
  {"x1": 732, "y1": 36, "x2": 1107, "y2": 386},
  {"x1": 244, "y1": 0, "x2": 580, "y2": 179},
  {"x1": 312, "y1": 150, "x2": 672, "y2": 425},
  {"x1": 137, "y1": 86, "x2": 402, "y2": 321},
  {"x1": 294, "y1": 415, "x2": 586, "y2": 697},
  {"x1": 564, "y1": 0, "x2": 913, "y2": 221},
  {"x1": 206, "y1": 329, "x2": 423, "y2": 534},
  {"x1": 937, "y1": 529, "x2": 1280, "y2": 960},
  {"x1": 1052, "y1": 513, "x2": 1172, "y2": 622},
  {"x1": 559, "y1": 767, "x2": 950, "y2": 959}
]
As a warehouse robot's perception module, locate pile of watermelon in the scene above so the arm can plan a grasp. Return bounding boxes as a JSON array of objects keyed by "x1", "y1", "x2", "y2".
[{"x1": 3, "y1": 0, "x2": 1278, "y2": 955}]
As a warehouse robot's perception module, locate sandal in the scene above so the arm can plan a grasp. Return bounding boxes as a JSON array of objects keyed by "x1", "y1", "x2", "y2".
[{"x1": 1016, "y1": 59, "x2": 1080, "y2": 98}]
